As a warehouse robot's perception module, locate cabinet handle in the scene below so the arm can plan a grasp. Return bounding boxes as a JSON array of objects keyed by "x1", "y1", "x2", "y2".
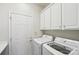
[
  {"x1": 59, "y1": 26, "x2": 62, "y2": 28},
  {"x1": 59, "y1": 26, "x2": 61, "y2": 28},
  {"x1": 64, "y1": 25, "x2": 66, "y2": 28}
]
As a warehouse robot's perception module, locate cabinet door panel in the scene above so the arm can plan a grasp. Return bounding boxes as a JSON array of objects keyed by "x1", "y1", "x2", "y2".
[
  {"x1": 44, "y1": 8, "x2": 51, "y2": 30},
  {"x1": 40, "y1": 12, "x2": 45, "y2": 30},
  {"x1": 51, "y1": 4, "x2": 62, "y2": 29},
  {"x1": 62, "y1": 3, "x2": 77, "y2": 29}
]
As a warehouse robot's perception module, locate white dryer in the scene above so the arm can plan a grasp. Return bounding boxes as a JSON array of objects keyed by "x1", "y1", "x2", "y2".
[{"x1": 31, "y1": 35, "x2": 53, "y2": 55}]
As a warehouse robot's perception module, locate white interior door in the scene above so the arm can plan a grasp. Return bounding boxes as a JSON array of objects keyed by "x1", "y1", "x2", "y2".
[{"x1": 11, "y1": 13, "x2": 33, "y2": 55}]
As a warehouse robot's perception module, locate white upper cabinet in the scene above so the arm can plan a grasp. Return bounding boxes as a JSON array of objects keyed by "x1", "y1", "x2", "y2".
[
  {"x1": 44, "y1": 8, "x2": 51, "y2": 30},
  {"x1": 40, "y1": 7, "x2": 51, "y2": 30},
  {"x1": 62, "y1": 3, "x2": 78, "y2": 29},
  {"x1": 40, "y1": 3, "x2": 79, "y2": 30},
  {"x1": 40, "y1": 12, "x2": 45, "y2": 30},
  {"x1": 51, "y1": 3, "x2": 62, "y2": 29}
]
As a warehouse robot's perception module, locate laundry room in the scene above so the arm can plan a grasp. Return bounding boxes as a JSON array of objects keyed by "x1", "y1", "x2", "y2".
[{"x1": 0, "y1": 1, "x2": 79, "y2": 56}]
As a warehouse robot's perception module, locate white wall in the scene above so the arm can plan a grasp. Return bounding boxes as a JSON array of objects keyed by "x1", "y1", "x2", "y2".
[{"x1": 0, "y1": 3, "x2": 43, "y2": 42}]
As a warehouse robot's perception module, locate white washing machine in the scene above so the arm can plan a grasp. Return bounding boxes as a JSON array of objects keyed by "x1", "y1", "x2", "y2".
[
  {"x1": 31, "y1": 35, "x2": 53, "y2": 55},
  {"x1": 43, "y1": 37, "x2": 79, "y2": 55}
]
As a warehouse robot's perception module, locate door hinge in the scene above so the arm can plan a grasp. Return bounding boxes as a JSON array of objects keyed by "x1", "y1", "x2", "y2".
[
  {"x1": 10, "y1": 16, "x2": 12, "y2": 20},
  {"x1": 10, "y1": 38, "x2": 12, "y2": 42}
]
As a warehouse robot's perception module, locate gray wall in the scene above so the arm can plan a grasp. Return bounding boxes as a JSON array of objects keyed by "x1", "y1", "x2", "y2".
[{"x1": 43, "y1": 30, "x2": 79, "y2": 41}]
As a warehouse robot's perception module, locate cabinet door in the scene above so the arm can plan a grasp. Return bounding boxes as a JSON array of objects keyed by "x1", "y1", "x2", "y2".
[
  {"x1": 62, "y1": 3, "x2": 78, "y2": 29},
  {"x1": 44, "y1": 8, "x2": 51, "y2": 30},
  {"x1": 40, "y1": 12, "x2": 45, "y2": 30},
  {"x1": 51, "y1": 3, "x2": 62, "y2": 29}
]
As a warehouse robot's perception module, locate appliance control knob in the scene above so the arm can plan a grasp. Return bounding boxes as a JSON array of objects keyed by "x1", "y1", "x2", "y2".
[{"x1": 64, "y1": 41, "x2": 66, "y2": 42}]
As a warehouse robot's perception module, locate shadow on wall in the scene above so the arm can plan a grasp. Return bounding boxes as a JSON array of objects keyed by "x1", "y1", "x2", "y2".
[{"x1": 42, "y1": 30, "x2": 79, "y2": 41}]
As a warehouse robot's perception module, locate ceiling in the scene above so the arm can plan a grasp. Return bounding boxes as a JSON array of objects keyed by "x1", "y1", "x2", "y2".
[{"x1": 35, "y1": 3, "x2": 50, "y2": 8}]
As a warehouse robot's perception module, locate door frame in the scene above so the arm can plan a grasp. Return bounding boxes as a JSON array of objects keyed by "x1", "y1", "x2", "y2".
[{"x1": 9, "y1": 12, "x2": 32, "y2": 55}]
